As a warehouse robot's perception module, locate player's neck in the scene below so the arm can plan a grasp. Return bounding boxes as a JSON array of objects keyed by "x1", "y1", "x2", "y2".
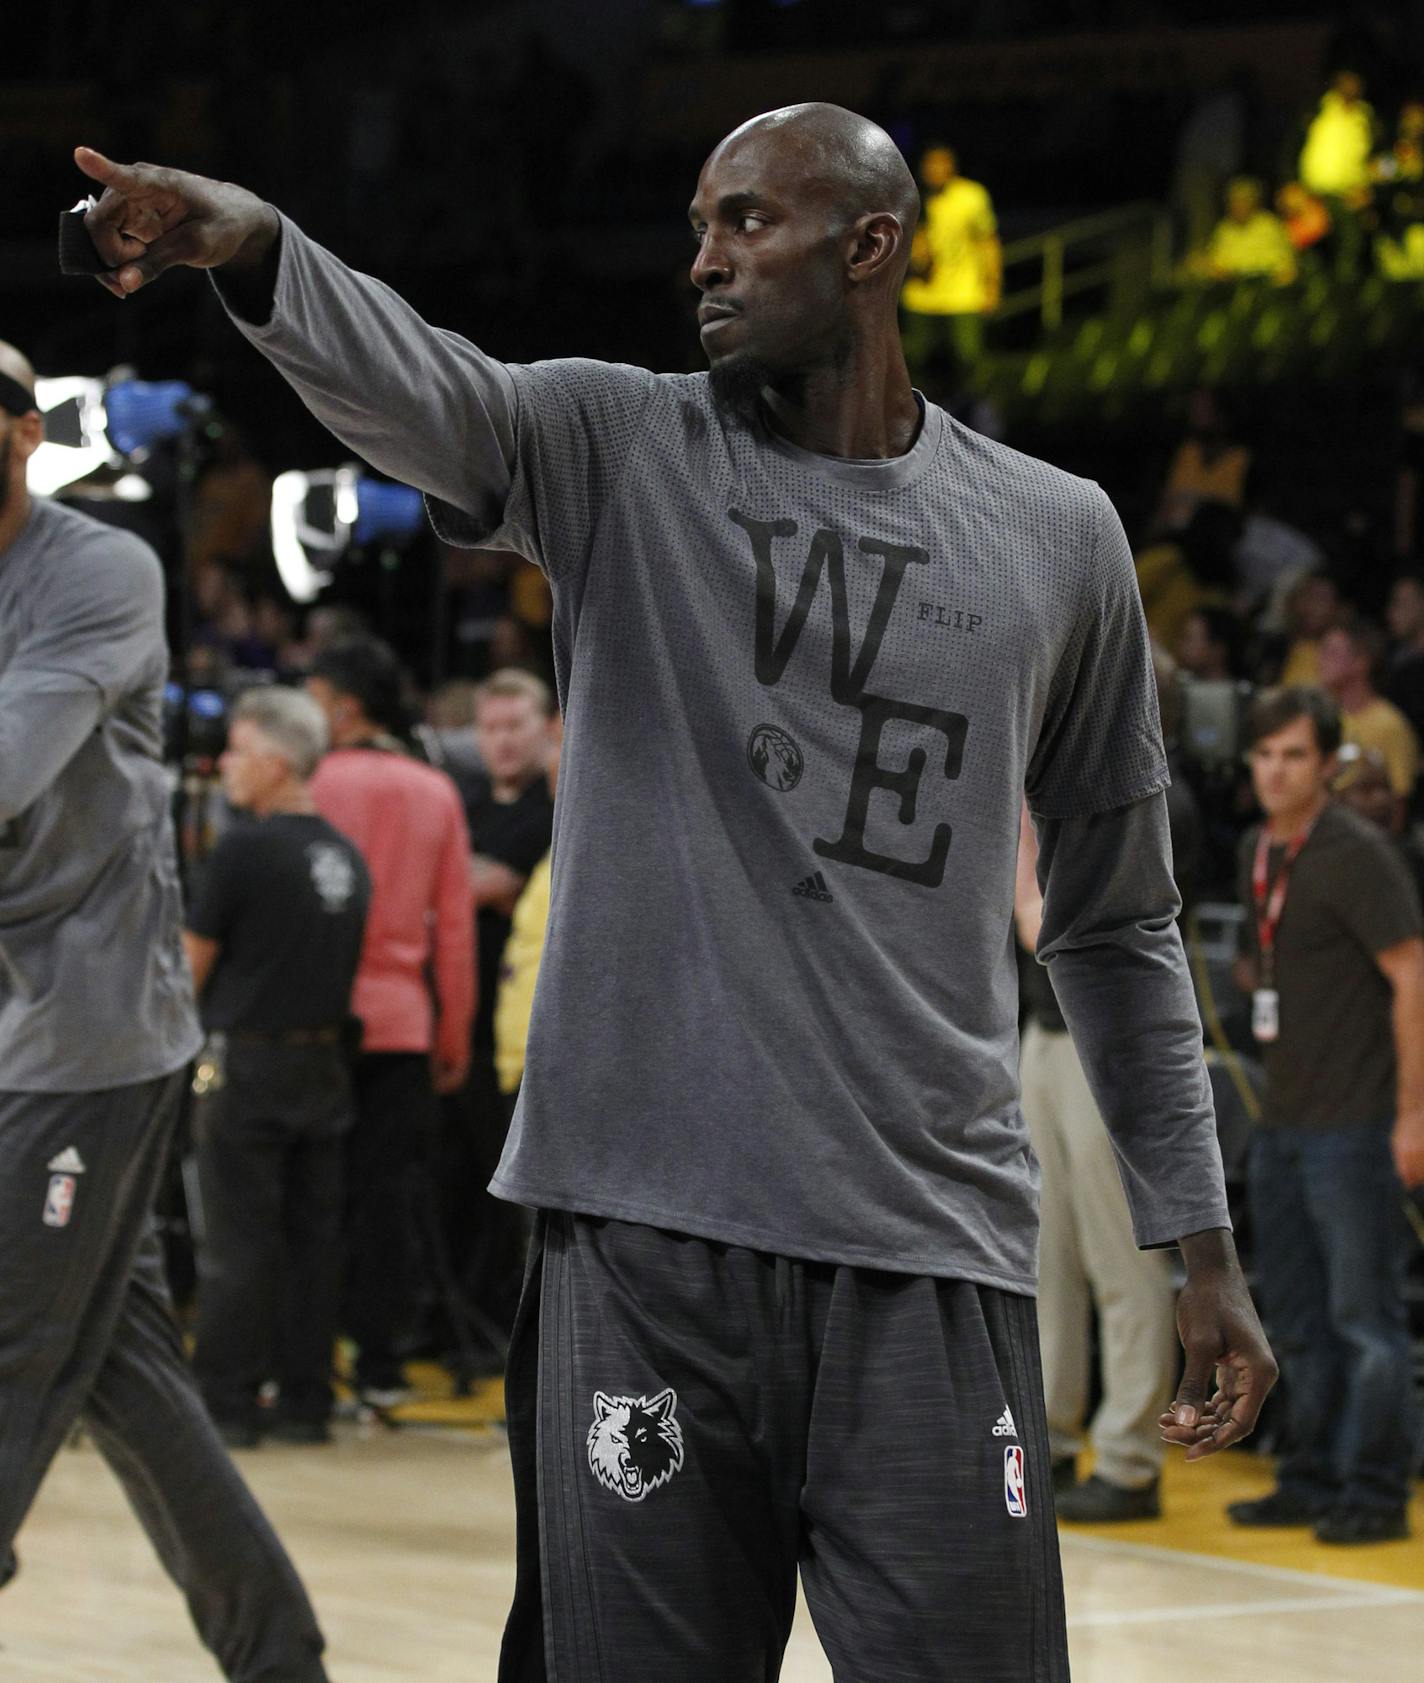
[
  {"x1": 1266, "y1": 790, "x2": 1327, "y2": 840},
  {"x1": 761, "y1": 351, "x2": 920, "y2": 461}
]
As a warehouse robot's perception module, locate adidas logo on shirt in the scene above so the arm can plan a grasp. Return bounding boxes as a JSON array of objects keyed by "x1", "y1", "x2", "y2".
[
  {"x1": 791, "y1": 871, "x2": 834, "y2": 903},
  {"x1": 992, "y1": 1406, "x2": 1017, "y2": 1438},
  {"x1": 47, "y1": 1147, "x2": 86, "y2": 1175}
]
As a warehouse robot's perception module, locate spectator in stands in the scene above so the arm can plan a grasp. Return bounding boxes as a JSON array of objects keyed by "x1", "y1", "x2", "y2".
[
  {"x1": 1277, "y1": 572, "x2": 1342, "y2": 686},
  {"x1": 1155, "y1": 389, "x2": 1251, "y2": 536},
  {"x1": 1230, "y1": 687, "x2": 1422, "y2": 1545},
  {"x1": 1274, "y1": 181, "x2": 1331, "y2": 274},
  {"x1": 1334, "y1": 741, "x2": 1424, "y2": 910},
  {"x1": 900, "y1": 144, "x2": 1000, "y2": 381},
  {"x1": 1232, "y1": 484, "x2": 1325, "y2": 627},
  {"x1": 1136, "y1": 499, "x2": 1240, "y2": 653},
  {"x1": 454, "y1": 670, "x2": 558, "y2": 1344},
  {"x1": 1298, "y1": 69, "x2": 1379, "y2": 278},
  {"x1": 306, "y1": 637, "x2": 475, "y2": 1406},
  {"x1": 1014, "y1": 651, "x2": 1201, "y2": 1525},
  {"x1": 1176, "y1": 604, "x2": 1246, "y2": 682},
  {"x1": 184, "y1": 688, "x2": 370, "y2": 1446},
  {"x1": 1317, "y1": 617, "x2": 1420, "y2": 819},
  {"x1": 1195, "y1": 178, "x2": 1297, "y2": 286},
  {"x1": 1384, "y1": 571, "x2": 1424, "y2": 719}
]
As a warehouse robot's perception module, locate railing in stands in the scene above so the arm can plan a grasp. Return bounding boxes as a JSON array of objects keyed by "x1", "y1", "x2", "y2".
[{"x1": 997, "y1": 200, "x2": 1173, "y2": 332}]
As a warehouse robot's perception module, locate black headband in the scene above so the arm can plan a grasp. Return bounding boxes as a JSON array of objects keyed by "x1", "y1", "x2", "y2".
[{"x1": 0, "y1": 371, "x2": 37, "y2": 418}]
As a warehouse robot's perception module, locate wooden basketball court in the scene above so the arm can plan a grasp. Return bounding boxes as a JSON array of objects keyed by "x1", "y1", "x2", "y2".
[{"x1": 4, "y1": 1391, "x2": 1421, "y2": 1682}]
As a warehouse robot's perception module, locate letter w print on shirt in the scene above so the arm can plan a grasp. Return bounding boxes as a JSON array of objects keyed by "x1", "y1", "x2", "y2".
[{"x1": 729, "y1": 510, "x2": 968, "y2": 889}]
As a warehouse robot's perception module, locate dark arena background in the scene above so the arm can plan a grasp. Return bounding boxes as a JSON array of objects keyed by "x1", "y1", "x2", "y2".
[{"x1": 3, "y1": 3, "x2": 1423, "y2": 1679}]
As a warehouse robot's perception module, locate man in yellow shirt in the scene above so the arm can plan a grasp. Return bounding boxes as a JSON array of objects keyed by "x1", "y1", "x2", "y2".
[
  {"x1": 900, "y1": 145, "x2": 1001, "y2": 379},
  {"x1": 1299, "y1": 69, "x2": 1378, "y2": 276},
  {"x1": 1199, "y1": 179, "x2": 1296, "y2": 285},
  {"x1": 1318, "y1": 619, "x2": 1420, "y2": 823}
]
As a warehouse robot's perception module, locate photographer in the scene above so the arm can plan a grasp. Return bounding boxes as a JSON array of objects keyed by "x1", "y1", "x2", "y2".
[
  {"x1": 0, "y1": 344, "x2": 329, "y2": 1680},
  {"x1": 184, "y1": 687, "x2": 370, "y2": 1446}
]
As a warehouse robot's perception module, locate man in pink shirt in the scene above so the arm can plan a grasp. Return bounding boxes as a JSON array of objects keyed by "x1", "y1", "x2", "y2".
[{"x1": 306, "y1": 637, "x2": 475, "y2": 1405}]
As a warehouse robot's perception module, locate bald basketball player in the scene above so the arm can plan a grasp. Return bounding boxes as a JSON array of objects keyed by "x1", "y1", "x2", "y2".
[{"x1": 72, "y1": 105, "x2": 1275, "y2": 1681}]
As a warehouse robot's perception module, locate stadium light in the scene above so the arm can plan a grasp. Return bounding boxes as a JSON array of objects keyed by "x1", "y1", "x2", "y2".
[
  {"x1": 271, "y1": 465, "x2": 425, "y2": 605},
  {"x1": 28, "y1": 377, "x2": 115, "y2": 496},
  {"x1": 28, "y1": 375, "x2": 209, "y2": 497}
]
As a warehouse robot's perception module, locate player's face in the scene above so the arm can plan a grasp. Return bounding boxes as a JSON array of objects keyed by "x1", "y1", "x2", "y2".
[
  {"x1": 1249, "y1": 714, "x2": 1334, "y2": 819},
  {"x1": 219, "y1": 719, "x2": 287, "y2": 810},
  {"x1": 475, "y1": 693, "x2": 548, "y2": 785},
  {"x1": 688, "y1": 138, "x2": 851, "y2": 395}
]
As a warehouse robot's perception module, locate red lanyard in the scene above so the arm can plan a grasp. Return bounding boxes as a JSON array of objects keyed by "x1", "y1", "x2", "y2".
[{"x1": 1251, "y1": 817, "x2": 1317, "y2": 981}]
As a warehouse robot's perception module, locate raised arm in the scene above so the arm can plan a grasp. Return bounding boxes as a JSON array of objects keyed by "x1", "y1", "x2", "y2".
[{"x1": 74, "y1": 148, "x2": 516, "y2": 526}]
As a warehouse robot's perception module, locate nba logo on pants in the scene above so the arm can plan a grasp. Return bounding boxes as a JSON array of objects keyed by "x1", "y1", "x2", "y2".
[
  {"x1": 43, "y1": 1174, "x2": 76, "y2": 1228},
  {"x1": 1004, "y1": 1445, "x2": 1027, "y2": 1518}
]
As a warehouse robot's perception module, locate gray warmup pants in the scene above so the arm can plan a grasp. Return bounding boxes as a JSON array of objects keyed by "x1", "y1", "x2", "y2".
[
  {"x1": 1020, "y1": 1022, "x2": 1177, "y2": 1489},
  {"x1": 0, "y1": 1072, "x2": 328, "y2": 1683},
  {"x1": 499, "y1": 1212, "x2": 1070, "y2": 1682}
]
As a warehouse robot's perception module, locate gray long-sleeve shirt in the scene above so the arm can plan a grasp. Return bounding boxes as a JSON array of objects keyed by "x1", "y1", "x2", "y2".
[
  {"x1": 0, "y1": 496, "x2": 201, "y2": 1092},
  {"x1": 216, "y1": 219, "x2": 1227, "y2": 1289}
]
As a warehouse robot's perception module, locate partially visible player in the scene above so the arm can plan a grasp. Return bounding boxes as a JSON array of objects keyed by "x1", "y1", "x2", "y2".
[{"x1": 0, "y1": 342, "x2": 330, "y2": 1680}]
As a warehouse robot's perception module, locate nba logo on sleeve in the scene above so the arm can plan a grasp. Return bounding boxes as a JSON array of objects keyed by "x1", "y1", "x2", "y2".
[
  {"x1": 1004, "y1": 1444, "x2": 1027, "y2": 1518},
  {"x1": 43, "y1": 1174, "x2": 76, "y2": 1229}
]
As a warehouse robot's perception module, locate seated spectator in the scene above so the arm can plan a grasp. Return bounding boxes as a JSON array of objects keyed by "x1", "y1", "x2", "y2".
[
  {"x1": 1298, "y1": 68, "x2": 1379, "y2": 277},
  {"x1": 1318, "y1": 617, "x2": 1421, "y2": 820},
  {"x1": 1373, "y1": 97, "x2": 1424, "y2": 277},
  {"x1": 306, "y1": 637, "x2": 475, "y2": 1407},
  {"x1": 1136, "y1": 499, "x2": 1240, "y2": 653},
  {"x1": 1275, "y1": 181, "x2": 1332, "y2": 258},
  {"x1": 1176, "y1": 604, "x2": 1247, "y2": 682},
  {"x1": 1232, "y1": 488, "x2": 1325, "y2": 627},
  {"x1": 1155, "y1": 389, "x2": 1251, "y2": 536},
  {"x1": 1195, "y1": 177, "x2": 1297, "y2": 286},
  {"x1": 1335, "y1": 742, "x2": 1424, "y2": 902},
  {"x1": 1277, "y1": 572, "x2": 1343, "y2": 686},
  {"x1": 184, "y1": 688, "x2": 371, "y2": 1446}
]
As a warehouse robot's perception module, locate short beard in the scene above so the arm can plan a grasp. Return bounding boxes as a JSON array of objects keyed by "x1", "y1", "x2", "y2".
[{"x1": 708, "y1": 354, "x2": 774, "y2": 431}]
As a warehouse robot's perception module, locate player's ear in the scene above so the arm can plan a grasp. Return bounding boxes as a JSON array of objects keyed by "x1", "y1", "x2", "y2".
[
  {"x1": 593, "y1": 1391, "x2": 616, "y2": 1421},
  {"x1": 645, "y1": 1388, "x2": 676, "y2": 1420}
]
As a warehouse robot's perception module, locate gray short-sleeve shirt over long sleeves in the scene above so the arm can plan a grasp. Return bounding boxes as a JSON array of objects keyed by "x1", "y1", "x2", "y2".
[{"x1": 221, "y1": 220, "x2": 1226, "y2": 1291}]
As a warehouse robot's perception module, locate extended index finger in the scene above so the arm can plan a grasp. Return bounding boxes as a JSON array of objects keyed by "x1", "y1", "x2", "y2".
[{"x1": 74, "y1": 146, "x2": 137, "y2": 198}]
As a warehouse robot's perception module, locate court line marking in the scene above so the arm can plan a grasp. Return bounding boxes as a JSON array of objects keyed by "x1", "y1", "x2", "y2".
[
  {"x1": 1061, "y1": 1532, "x2": 1424, "y2": 1602},
  {"x1": 1068, "y1": 1587, "x2": 1415, "y2": 1629}
]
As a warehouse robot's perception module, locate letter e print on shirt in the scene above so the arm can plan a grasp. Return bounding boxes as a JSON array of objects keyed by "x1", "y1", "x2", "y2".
[{"x1": 729, "y1": 509, "x2": 968, "y2": 889}]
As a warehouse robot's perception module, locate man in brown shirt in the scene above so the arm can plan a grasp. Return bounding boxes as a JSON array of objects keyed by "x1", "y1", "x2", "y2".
[{"x1": 1232, "y1": 686, "x2": 1424, "y2": 1544}]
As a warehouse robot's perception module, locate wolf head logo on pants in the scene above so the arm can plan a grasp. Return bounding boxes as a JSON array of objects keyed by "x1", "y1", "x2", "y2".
[{"x1": 587, "y1": 1389, "x2": 684, "y2": 1502}]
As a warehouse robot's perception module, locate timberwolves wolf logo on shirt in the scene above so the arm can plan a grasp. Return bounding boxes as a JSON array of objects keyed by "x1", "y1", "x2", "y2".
[
  {"x1": 306, "y1": 842, "x2": 357, "y2": 913},
  {"x1": 586, "y1": 1388, "x2": 685, "y2": 1502}
]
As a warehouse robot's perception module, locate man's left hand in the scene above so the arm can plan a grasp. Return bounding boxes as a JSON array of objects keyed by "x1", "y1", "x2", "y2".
[{"x1": 1159, "y1": 1234, "x2": 1278, "y2": 1461}]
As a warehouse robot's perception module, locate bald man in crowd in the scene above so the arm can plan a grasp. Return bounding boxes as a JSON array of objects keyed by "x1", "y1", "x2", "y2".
[
  {"x1": 73, "y1": 104, "x2": 1275, "y2": 1680},
  {"x1": 0, "y1": 344, "x2": 330, "y2": 1678}
]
